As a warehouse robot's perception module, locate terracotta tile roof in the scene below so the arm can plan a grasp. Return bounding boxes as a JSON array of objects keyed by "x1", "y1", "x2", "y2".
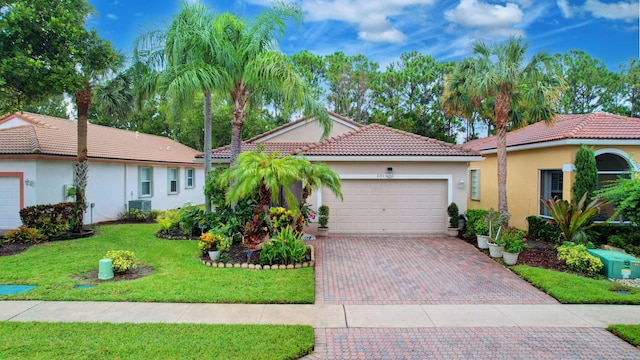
[
  {"x1": 464, "y1": 113, "x2": 640, "y2": 151},
  {"x1": 0, "y1": 112, "x2": 201, "y2": 164},
  {"x1": 208, "y1": 142, "x2": 316, "y2": 159},
  {"x1": 293, "y1": 124, "x2": 479, "y2": 157}
]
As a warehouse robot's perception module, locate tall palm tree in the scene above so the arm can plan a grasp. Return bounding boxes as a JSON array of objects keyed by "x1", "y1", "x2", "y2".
[
  {"x1": 444, "y1": 37, "x2": 564, "y2": 215},
  {"x1": 72, "y1": 33, "x2": 120, "y2": 232},
  {"x1": 208, "y1": 5, "x2": 331, "y2": 165}
]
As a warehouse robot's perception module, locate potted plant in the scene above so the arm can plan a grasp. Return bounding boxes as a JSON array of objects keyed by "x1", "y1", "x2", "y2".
[
  {"x1": 446, "y1": 202, "x2": 460, "y2": 236},
  {"x1": 500, "y1": 227, "x2": 527, "y2": 265},
  {"x1": 198, "y1": 232, "x2": 232, "y2": 261},
  {"x1": 475, "y1": 221, "x2": 490, "y2": 249},
  {"x1": 317, "y1": 205, "x2": 329, "y2": 237},
  {"x1": 485, "y1": 209, "x2": 510, "y2": 257},
  {"x1": 487, "y1": 226, "x2": 504, "y2": 258}
]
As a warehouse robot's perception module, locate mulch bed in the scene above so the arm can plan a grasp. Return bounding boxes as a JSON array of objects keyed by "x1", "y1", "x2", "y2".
[{"x1": 75, "y1": 266, "x2": 155, "y2": 285}]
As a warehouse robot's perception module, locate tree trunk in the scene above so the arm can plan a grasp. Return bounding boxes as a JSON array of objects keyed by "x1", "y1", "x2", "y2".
[
  {"x1": 230, "y1": 88, "x2": 247, "y2": 166},
  {"x1": 203, "y1": 91, "x2": 212, "y2": 214},
  {"x1": 495, "y1": 91, "x2": 510, "y2": 217},
  {"x1": 74, "y1": 86, "x2": 92, "y2": 232}
]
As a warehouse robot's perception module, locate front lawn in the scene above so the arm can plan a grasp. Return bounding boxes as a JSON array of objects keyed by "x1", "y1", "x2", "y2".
[
  {"x1": 0, "y1": 322, "x2": 314, "y2": 360},
  {"x1": 511, "y1": 265, "x2": 640, "y2": 304},
  {"x1": 607, "y1": 324, "x2": 640, "y2": 348},
  {"x1": 0, "y1": 224, "x2": 314, "y2": 303}
]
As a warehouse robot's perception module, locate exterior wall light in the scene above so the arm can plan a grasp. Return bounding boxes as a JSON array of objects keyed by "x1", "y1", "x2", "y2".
[{"x1": 458, "y1": 179, "x2": 465, "y2": 189}]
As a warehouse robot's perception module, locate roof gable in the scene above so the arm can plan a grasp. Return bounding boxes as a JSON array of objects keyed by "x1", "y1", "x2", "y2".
[
  {"x1": 294, "y1": 124, "x2": 479, "y2": 157},
  {"x1": 464, "y1": 113, "x2": 640, "y2": 151},
  {"x1": 0, "y1": 112, "x2": 201, "y2": 164}
]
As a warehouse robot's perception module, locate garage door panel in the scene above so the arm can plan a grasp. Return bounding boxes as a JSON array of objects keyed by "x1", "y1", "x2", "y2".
[
  {"x1": 323, "y1": 179, "x2": 447, "y2": 233},
  {"x1": 0, "y1": 177, "x2": 21, "y2": 229}
]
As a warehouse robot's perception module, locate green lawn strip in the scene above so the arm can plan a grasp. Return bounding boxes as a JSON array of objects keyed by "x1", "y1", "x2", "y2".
[
  {"x1": 511, "y1": 265, "x2": 640, "y2": 304},
  {"x1": 0, "y1": 322, "x2": 314, "y2": 360},
  {"x1": 0, "y1": 224, "x2": 314, "y2": 304},
  {"x1": 607, "y1": 324, "x2": 640, "y2": 348}
]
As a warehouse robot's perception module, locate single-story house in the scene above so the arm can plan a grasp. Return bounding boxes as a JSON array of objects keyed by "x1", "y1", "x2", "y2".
[
  {"x1": 0, "y1": 112, "x2": 205, "y2": 230},
  {"x1": 207, "y1": 111, "x2": 483, "y2": 233},
  {"x1": 463, "y1": 113, "x2": 640, "y2": 230}
]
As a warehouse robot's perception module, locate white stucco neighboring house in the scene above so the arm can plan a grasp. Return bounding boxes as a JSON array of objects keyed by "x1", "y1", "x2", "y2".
[
  {"x1": 0, "y1": 112, "x2": 205, "y2": 230},
  {"x1": 206, "y1": 111, "x2": 483, "y2": 233}
]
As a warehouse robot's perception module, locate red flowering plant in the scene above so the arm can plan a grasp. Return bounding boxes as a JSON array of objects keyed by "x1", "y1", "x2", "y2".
[{"x1": 496, "y1": 226, "x2": 528, "y2": 253}]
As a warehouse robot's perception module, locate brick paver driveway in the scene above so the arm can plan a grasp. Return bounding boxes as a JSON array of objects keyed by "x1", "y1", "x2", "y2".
[{"x1": 314, "y1": 234, "x2": 557, "y2": 305}]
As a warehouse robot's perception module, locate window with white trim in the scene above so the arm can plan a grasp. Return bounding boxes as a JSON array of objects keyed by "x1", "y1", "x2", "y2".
[
  {"x1": 539, "y1": 170, "x2": 563, "y2": 216},
  {"x1": 185, "y1": 168, "x2": 195, "y2": 189},
  {"x1": 139, "y1": 167, "x2": 153, "y2": 197},
  {"x1": 469, "y1": 169, "x2": 480, "y2": 200},
  {"x1": 168, "y1": 167, "x2": 179, "y2": 194}
]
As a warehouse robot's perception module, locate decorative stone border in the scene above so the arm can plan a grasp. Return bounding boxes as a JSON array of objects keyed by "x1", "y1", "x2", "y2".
[{"x1": 200, "y1": 245, "x2": 315, "y2": 270}]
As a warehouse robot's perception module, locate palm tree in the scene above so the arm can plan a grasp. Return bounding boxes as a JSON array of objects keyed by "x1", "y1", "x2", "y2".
[
  {"x1": 72, "y1": 34, "x2": 120, "y2": 232},
  {"x1": 443, "y1": 37, "x2": 564, "y2": 215},
  {"x1": 223, "y1": 150, "x2": 342, "y2": 232},
  {"x1": 207, "y1": 5, "x2": 331, "y2": 165}
]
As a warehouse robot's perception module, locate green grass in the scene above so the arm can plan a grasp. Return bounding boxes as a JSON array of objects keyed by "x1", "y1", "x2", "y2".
[
  {"x1": 607, "y1": 324, "x2": 640, "y2": 348},
  {"x1": 0, "y1": 224, "x2": 314, "y2": 303},
  {"x1": 511, "y1": 265, "x2": 640, "y2": 304},
  {"x1": 0, "y1": 322, "x2": 314, "y2": 360}
]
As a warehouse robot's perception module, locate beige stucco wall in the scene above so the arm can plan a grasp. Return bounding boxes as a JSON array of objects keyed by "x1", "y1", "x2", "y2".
[
  {"x1": 468, "y1": 144, "x2": 640, "y2": 230},
  {"x1": 261, "y1": 119, "x2": 356, "y2": 143}
]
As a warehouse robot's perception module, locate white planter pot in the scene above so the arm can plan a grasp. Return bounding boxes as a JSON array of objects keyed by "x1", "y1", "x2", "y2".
[
  {"x1": 488, "y1": 243, "x2": 503, "y2": 258},
  {"x1": 447, "y1": 228, "x2": 459, "y2": 237},
  {"x1": 476, "y1": 235, "x2": 490, "y2": 249},
  {"x1": 208, "y1": 250, "x2": 220, "y2": 261},
  {"x1": 317, "y1": 227, "x2": 329, "y2": 237},
  {"x1": 502, "y1": 251, "x2": 520, "y2": 265}
]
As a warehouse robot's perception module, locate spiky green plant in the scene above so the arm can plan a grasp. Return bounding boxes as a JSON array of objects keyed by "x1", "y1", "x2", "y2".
[{"x1": 541, "y1": 192, "x2": 604, "y2": 243}]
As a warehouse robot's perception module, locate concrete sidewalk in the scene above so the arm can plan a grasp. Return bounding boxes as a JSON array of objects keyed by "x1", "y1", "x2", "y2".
[{"x1": 2, "y1": 301, "x2": 639, "y2": 328}]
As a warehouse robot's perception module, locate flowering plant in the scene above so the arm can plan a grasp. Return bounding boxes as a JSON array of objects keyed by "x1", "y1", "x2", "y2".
[
  {"x1": 495, "y1": 226, "x2": 527, "y2": 253},
  {"x1": 198, "y1": 232, "x2": 231, "y2": 253}
]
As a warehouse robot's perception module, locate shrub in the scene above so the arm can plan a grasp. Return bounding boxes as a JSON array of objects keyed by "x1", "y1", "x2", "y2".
[
  {"x1": 485, "y1": 208, "x2": 510, "y2": 238},
  {"x1": 541, "y1": 193, "x2": 604, "y2": 243},
  {"x1": 105, "y1": 250, "x2": 137, "y2": 274},
  {"x1": 464, "y1": 209, "x2": 488, "y2": 237},
  {"x1": 526, "y1": 216, "x2": 562, "y2": 243},
  {"x1": 156, "y1": 209, "x2": 181, "y2": 233},
  {"x1": 118, "y1": 209, "x2": 149, "y2": 222},
  {"x1": 572, "y1": 145, "x2": 598, "y2": 204},
  {"x1": 598, "y1": 173, "x2": 640, "y2": 225},
  {"x1": 557, "y1": 242, "x2": 603, "y2": 277},
  {"x1": 269, "y1": 207, "x2": 304, "y2": 235},
  {"x1": 198, "y1": 232, "x2": 232, "y2": 253},
  {"x1": 179, "y1": 205, "x2": 205, "y2": 236},
  {"x1": 608, "y1": 232, "x2": 640, "y2": 256},
  {"x1": 3, "y1": 226, "x2": 46, "y2": 243},
  {"x1": 318, "y1": 205, "x2": 329, "y2": 228},
  {"x1": 447, "y1": 202, "x2": 459, "y2": 228},
  {"x1": 260, "y1": 226, "x2": 308, "y2": 266},
  {"x1": 19, "y1": 202, "x2": 74, "y2": 232},
  {"x1": 499, "y1": 226, "x2": 528, "y2": 253}
]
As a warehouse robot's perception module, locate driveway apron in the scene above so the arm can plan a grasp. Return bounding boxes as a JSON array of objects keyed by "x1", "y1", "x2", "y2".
[
  {"x1": 313, "y1": 234, "x2": 557, "y2": 305},
  {"x1": 308, "y1": 234, "x2": 640, "y2": 359}
]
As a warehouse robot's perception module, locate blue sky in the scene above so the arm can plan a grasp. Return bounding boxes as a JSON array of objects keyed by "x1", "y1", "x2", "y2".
[{"x1": 87, "y1": 0, "x2": 639, "y2": 71}]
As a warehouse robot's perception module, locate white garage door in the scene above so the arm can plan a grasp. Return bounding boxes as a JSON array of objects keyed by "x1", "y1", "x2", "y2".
[
  {"x1": 322, "y1": 179, "x2": 447, "y2": 233},
  {"x1": 0, "y1": 177, "x2": 21, "y2": 230}
]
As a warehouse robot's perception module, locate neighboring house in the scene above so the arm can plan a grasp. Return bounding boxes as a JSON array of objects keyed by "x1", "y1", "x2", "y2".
[
  {"x1": 464, "y1": 113, "x2": 640, "y2": 230},
  {"x1": 207, "y1": 111, "x2": 482, "y2": 233},
  {"x1": 0, "y1": 112, "x2": 205, "y2": 230}
]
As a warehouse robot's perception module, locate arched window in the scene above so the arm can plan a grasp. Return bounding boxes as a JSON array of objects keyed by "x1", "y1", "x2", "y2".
[{"x1": 595, "y1": 150, "x2": 634, "y2": 220}]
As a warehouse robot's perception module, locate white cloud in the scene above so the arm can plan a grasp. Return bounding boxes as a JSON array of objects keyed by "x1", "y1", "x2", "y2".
[
  {"x1": 299, "y1": 0, "x2": 437, "y2": 43},
  {"x1": 557, "y1": 0, "x2": 573, "y2": 18},
  {"x1": 583, "y1": 0, "x2": 639, "y2": 20},
  {"x1": 106, "y1": 14, "x2": 118, "y2": 20},
  {"x1": 445, "y1": 0, "x2": 523, "y2": 28}
]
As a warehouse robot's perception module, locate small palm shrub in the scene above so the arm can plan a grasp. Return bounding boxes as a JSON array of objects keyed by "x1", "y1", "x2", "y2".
[
  {"x1": 105, "y1": 250, "x2": 138, "y2": 274},
  {"x1": 4, "y1": 226, "x2": 46, "y2": 243},
  {"x1": 260, "y1": 226, "x2": 307, "y2": 266},
  {"x1": 557, "y1": 242, "x2": 603, "y2": 277}
]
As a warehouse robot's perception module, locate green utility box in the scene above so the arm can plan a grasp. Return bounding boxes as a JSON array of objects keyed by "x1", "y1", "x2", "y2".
[{"x1": 587, "y1": 249, "x2": 640, "y2": 279}]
